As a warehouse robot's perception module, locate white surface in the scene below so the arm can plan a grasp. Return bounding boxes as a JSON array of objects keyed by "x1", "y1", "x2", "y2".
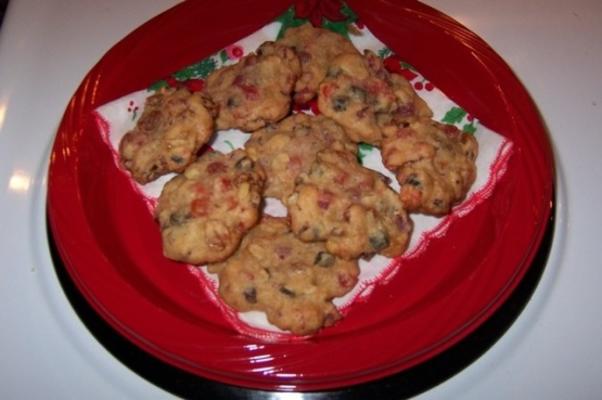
[{"x1": 0, "y1": 0, "x2": 600, "y2": 399}]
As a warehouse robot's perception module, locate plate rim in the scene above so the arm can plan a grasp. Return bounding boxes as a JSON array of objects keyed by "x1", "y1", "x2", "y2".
[{"x1": 46, "y1": 0, "x2": 555, "y2": 391}]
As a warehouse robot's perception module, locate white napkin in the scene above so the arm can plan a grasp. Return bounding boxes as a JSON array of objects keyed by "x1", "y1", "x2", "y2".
[{"x1": 94, "y1": 18, "x2": 513, "y2": 340}]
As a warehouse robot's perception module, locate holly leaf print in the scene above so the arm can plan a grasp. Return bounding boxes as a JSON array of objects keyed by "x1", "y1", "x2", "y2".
[
  {"x1": 377, "y1": 47, "x2": 392, "y2": 59},
  {"x1": 322, "y1": 19, "x2": 349, "y2": 37},
  {"x1": 400, "y1": 61, "x2": 416, "y2": 71},
  {"x1": 276, "y1": 7, "x2": 307, "y2": 39},
  {"x1": 148, "y1": 79, "x2": 169, "y2": 91},
  {"x1": 442, "y1": 107, "x2": 467, "y2": 125},
  {"x1": 462, "y1": 123, "x2": 477, "y2": 134},
  {"x1": 173, "y1": 58, "x2": 217, "y2": 81},
  {"x1": 219, "y1": 49, "x2": 229, "y2": 64},
  {"x1": 321, "y1": 3, "x2": 358, "y2": 39},
  {"x1": 357, "y1": 142, "x2": 374, "y2": 164}
]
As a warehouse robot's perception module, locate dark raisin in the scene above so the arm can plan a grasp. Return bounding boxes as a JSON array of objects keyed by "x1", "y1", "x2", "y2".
[
  {"x1": 169, "y1": 212, "x2": 188, "y2": 226},
  {"x1": 369, "y1": 230, "x2": 390, "y2": 251},
  {"x1": 326, "y1": 67, "x2": 341, "y2": 78},
  {"x1": 256, "y1": 42, "x2": 269, "y2": 56},
  {"x1": 350, "y1": 86, "x2": 367, "y2": 101},
  {"x1": 280, "y1": 287, "x2": 296, "y2": 298},
  {"x1": 244, "y1": 287, "x2": 257, "y2": 304},
  {"x1": 405, "y1": 174, "x2": 421, "y2": 187},
  {"x1": 309, "y1": 164, "x2": 324, "y2": 177},
  {"x1": 314, "y1": 251, "x2": 335, "y2": 268},
  {"x1": 332, "y1": 96, "x2": 349, "y2": 112},
  {"x1": 170, "y1": 155, "x2": 184, "y2": 164},
  {"x1": 226, "y1": 97, "x2": 240, "y2": 108},
  {"x1": 433, "y1": 199, "x2": 445, "y2": 209},
  {"x1": 235, "y1": 156, "x2": 254, "y2": 171}
]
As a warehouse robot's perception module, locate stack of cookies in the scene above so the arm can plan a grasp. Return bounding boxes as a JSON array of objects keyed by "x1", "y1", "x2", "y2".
[{"x1": 118, "y1": 23, "x2": 478, "y2": 336}]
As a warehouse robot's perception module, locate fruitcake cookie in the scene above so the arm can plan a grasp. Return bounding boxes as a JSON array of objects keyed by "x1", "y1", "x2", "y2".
[
  {"x1": 208, "y1": 217, "x2": 359, "y2": 335},
  {"x1": 288, "y1": 149, "x2": 413, "y2": 259},
  {"x1": 119, "y1": 87, "x2": 216, "y2": 184},
  {"x1": 277, "y1": 23, "x2": 360, "y2": 105},
  {"x1": 155, "y1": 149, "x2": 265, "y2": 264},
  {"x1": 204, "y1": 42, "x2": 301, "y2": 132},
  {"x1": 244, "y1": 113, "x2": 356, "y2": 202},
  {"x1": 318, "y1": 50, "x2": 432, "y2": 144},
  {"x1": 381, "y1": 119, "x2": 478, "y2": 215}
]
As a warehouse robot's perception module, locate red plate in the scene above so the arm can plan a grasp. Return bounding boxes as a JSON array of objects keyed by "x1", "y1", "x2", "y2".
[{"x1": 47, "y1": 0, "x2": 554, "y2": 391}]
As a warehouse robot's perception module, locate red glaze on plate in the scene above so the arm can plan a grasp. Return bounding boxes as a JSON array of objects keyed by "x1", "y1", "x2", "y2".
[{"x1": 47, "y1": 0, "x2": 554, "y2": 391}]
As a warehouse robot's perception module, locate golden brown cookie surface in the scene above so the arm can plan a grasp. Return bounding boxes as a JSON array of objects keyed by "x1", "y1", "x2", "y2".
[
  {"x1": 204, "y1": 42, "x2": 300, "y2": 132},
  {"x1": 318, "y1": 50, "x2": 432, "y2": 144},
  {"x1": 382, "y1": 119, "x2": 478, "y2": 215},
  {"x1": 155, "y1": 149, "x2": 265, "y2": 264},
  {"x1": 208, "y1": 217, "x2": 359, "y2": 336},
  {"x1": 278, "y1": 23, "x2": 360, "y2": 105},
  {"x1": 119, "y1": 88, "x2": 216, "y2": 184},
  {"x1": 244, "y1": 113, "x2": 356, "y2": 202},
  {"x1": 288, "y1": 149, "x2": 413, "y2": 259}
]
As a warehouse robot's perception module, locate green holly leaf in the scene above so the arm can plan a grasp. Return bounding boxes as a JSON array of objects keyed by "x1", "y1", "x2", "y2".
[
  {"x1": 322, "y1": 20, "x2": 350, "y2": 38},
  {"x1": 219, "y1": 49, "x2": 229, "y2": 64},
  {"x1": 172, "y1": 67, "x2": 194, "y2": 81},
  {"x1": 442, "y1": 107, "x2": 467, "y2": 124},
  {"x1": 322, "y1": 3, "x2": 358, "y2": 39},
  {"x1": 148, "y1": 79, "x2": 169, "y2": 91},
  {"x1": 400, "y1": 61, "x2": 416, "y2": 71},
  {"x1": 377, "y1": 47, "x2": 392, "y2": 59},
  {"x1": 173, "y1": 58, "x2": 217, "y2": 81},
  {"x1": 276, "y1": 7, "x2": 307, "y2": 39},
  {"x1": 340, "y1": 3, "x2": 358, "y2": 23},
  {"x1": 357, "y1": 143, "x2": 374, "y2": 164},
  {"x1": 462, "y1": 123, "x2": 477, "y2": 134}
]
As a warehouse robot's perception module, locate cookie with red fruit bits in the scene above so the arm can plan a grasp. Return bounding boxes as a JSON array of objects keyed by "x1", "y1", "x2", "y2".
[
  {"x1": 317, "y1": 50, "x2": 432, "y2": 145},
  {"x1": 204, "y1": 42, "x2": 301, "y2": 132},
  {"x1": 119, "y1": 87, "x2": 216, "y2": 184},
  {"x1": 208, "y1": 217, "x2": 359, "y2": 336},
  {"x1": 287, "y1": 149, "x2": 413, "y2": 260},
  {"x1": 244, "y1": 113, "x2": 356, "y2": 202},
  {"x1": 381, "y1": 119, "x2": 478, "y2": 216},
  {"x1": 155, "y1": 149, "x2": 265, "y2": 264},
  {"x1": 277, "y1": 23, "x2": 360, "y2": 105}
]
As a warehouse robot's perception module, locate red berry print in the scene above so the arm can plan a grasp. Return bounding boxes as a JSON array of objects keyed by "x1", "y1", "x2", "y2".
[
  {"x1": 425, "y1": 82, "x2": 434, "y2": 91},
  {"x1": 467, "y1": 114, "x2": 474, "y2": 122},
  {"x1": 295, "y1": 0, "x2": 347, "y2": 27},
  {"x1": 383, "y1": 56, "x2": 402, "y2": 74},
  {"x1": 414, "y1": 81, "x2": 424, "y2": 90},
  {"x1": 185, "y1": 79, "x2": 205, "y2": 92},
  {"x1": 399, "y1": 69, "x2": 417, "y2": 81},
  {"x1": 225, "y1": 44, "x2": 244, "y2": 60},
  {"x1": 165, "y1": 76, "x2": 178, "y2": 88},
  {"x1": 384, "y1": 56, "x2": 418, "y2": 81}
]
